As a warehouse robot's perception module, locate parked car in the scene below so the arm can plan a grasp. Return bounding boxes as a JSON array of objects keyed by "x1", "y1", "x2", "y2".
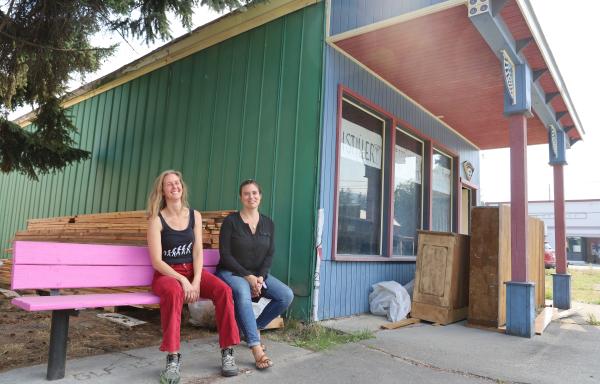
[{"x1": 544, "y1": 242, "x2": 556, "y2": 269}]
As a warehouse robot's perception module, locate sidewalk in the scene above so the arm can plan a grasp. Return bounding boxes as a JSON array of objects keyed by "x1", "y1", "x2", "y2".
[{"x1": 1, "y1": 304, "x2": 599, "y2": 384}]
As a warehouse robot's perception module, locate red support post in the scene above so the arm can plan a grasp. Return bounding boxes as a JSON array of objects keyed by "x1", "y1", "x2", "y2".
[
  {"x1": 553, "y1": 164, "x2": 567, "y2": 274},
  {"x1": 509, "y1": 114, "x2": 529, "y2": 282}
]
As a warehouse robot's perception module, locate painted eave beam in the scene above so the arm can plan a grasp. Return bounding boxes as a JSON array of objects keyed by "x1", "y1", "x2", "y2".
[
  {"x1": 517, "y1": 0, "x2": 585, "y2": 138},
  {"x1": 469, "y1": 7, "x2": 561, "y2": 135}
]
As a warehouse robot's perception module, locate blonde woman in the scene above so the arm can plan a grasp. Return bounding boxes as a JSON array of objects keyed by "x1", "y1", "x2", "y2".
[{"x1": 147, "y1": 170, "x2": 240, "y2": 383}]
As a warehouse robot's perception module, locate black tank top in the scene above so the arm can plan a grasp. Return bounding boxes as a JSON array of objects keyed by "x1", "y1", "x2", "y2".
[{"x1": 159, "y1": 208, "x2": 195, "y2": 265}]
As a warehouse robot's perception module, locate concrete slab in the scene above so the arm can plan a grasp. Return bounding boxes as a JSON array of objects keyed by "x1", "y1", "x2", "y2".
[
  {"x1": 2, "y1": 311, "x2": 599, "y2": 384},
  {"x1": 362, "y1": 320, "x2": 600, "y2": 384},
  {"x1": 320, "y1": 313, "x2": 387, "y2": 334},
  {"x1": 0, "y1": 336, "x2": 310, "y2": 384}
]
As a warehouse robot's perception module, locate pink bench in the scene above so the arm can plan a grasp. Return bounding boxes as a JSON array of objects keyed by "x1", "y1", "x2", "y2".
[{"x1": 11, "y1": 240, "x2": 220, "y2": 380}]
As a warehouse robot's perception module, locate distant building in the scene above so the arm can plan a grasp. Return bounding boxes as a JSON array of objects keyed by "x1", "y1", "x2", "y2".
[{"x1": 486, "y1": 200, "x2": 600, "y2": 264}]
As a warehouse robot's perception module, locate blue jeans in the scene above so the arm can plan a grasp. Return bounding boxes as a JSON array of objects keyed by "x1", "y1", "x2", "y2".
[{"x1": 216, "y1": 269, "x2": 293, "y2": 348}]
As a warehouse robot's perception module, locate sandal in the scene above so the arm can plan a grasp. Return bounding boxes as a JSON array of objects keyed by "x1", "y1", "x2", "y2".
[{"x1": 255, "y1": 353, "x2": 273, "y2": 370}]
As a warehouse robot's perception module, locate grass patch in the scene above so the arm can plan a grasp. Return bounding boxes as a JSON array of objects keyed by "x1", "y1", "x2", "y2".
[
  {"x1": 587, "y1": 313, "x2": 600, "y2": 326},
  {"x1": 266, "y1": 319, "x2": 374, "y2": 351},
  {"x1": 545, "y1": 267, "x2": 600, "y2": 305}
]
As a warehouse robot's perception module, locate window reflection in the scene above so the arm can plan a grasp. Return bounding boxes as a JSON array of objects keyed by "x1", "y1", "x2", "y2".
[
  {"x1": 337, "y1": 100, "x2": 384, "y2": 255},
  {"x1": 393, "y1": 130, "x2": 423, "y2": 256},
  {"x1": 432, "y1": 150, "x2": 452, "y2": 232}
]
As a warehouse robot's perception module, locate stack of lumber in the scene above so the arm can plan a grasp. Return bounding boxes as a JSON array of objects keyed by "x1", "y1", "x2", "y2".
[
  {"x1": 13, "y1": 210, "x2": 233, "y2": 249},
  {"x1": 0, "y1": 258, "x2": 12, "y2": 289}
]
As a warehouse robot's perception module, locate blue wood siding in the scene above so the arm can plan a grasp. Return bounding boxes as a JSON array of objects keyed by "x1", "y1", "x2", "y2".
[
  {"x1": 330, "y1": 0, "x2": 448, "y2": 36},
  {"x1": 317, "y1": 45, "x2": 480, "y2": 320}
]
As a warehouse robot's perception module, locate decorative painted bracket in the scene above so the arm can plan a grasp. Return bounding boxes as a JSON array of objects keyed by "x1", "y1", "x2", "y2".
[{"x1": 548, "y1": 124, "x2": 567, "y2": 165}]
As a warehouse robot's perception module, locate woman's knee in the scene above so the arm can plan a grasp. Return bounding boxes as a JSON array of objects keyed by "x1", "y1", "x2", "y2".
[
  {"x1": 277, "y1": 285, "x2": 294, "y2": 307},
  {"x1": 284, "y1": 286, "x2": 294, "y2": 306},
  {"x1": 213, "y1": 280, "x2": 233, "y2": 299},
  {"x1": 158, "y1": 280, "x2": 184, "y2": 302}
]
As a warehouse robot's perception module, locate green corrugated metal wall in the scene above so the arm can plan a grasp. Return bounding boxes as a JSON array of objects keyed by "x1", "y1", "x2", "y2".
[{"x1": 0, "y1": 2, "x2": 324, "y2": 319}]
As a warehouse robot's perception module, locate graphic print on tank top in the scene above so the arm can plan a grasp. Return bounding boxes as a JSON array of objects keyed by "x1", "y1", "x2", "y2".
[
  {"x1": 159, "y1": 208, "x2": 195, "y2": 264},
  {"x1": 163, "y1": 242, "x2": 193, "y2": 258}
]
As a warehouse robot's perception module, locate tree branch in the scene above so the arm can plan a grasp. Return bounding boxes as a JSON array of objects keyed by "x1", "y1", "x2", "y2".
[{"x1": 0, "y1": 29, "x2": 112, "y2": 52}]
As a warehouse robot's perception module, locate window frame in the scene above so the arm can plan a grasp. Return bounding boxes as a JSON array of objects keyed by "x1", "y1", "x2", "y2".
[
  {"x1": 333, "y1": 85, "x2": 461, "y2": 262},
  {"x1": 391, "y1": 127, "x2": 426, "y2": 259},
  {"x1": 431, "y1": 148, "x2": 455, "y2": 233},
  {"x1": 333, "y1": 89, "x2": 392, "y2": 261}
]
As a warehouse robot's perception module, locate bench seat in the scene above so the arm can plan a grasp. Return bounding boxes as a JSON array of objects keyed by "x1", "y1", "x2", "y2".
[
  {"x1": 10, "y1": 240, "x2": 221, "y2": 380},
  {"x1": 12, "y1": 292, "x2": 160, "y2": 311}
]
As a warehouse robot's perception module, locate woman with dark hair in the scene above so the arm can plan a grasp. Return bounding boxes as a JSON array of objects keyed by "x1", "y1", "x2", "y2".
[
  {"x1": 147, "y1": 170, "x2": 240, "y2": 383},
  {"x1": 217, "y1": 179, "x2": 294, "y2": 370}
]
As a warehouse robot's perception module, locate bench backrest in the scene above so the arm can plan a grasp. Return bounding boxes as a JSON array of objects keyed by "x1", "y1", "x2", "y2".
[{"x1": 11, "y1": 241, "x2": 220, "y2": 290}]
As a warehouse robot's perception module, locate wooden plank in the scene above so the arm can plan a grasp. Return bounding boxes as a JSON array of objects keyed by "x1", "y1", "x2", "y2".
[
  {"x1": 498, "y1": 204, "x2": 511, "y2": 327},
  {"x1": 535, "y1": 307, "x2": 555, "y2": 335},
  {"x1": 13, "y1": 241, "x2": 221, "y2": 267},
  {"x1": 465, "y1": 322, "x2": 506, "y2": 334},
  {"x1": 468, "y1": 207, "x2": 501, "y2": 327},
  {"x1": 263, "y1": 316, "x2": 284, "y2": 330},
  {"x1": 381, "y1": 318, "x2": 420, "y2": 330},
  {"x1": 12, "y1": 292, "x2": 160, "y2": 311},
  {"x1": 13, "y1": 241, "x2": 150, "y2": 265}
]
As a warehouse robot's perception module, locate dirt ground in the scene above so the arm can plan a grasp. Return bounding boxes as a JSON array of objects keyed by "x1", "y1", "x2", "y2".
[{"x1": 0, "y1": 294, "x2": 213, "y2": 372}]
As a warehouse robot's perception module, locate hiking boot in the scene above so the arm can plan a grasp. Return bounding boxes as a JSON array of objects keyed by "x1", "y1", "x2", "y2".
[
  {"x1": 160, "y1": 353, "x2": 181, "y2": 384},
  {"x1": 221, "y1": 347, "x2": 238, "y2": 377}
]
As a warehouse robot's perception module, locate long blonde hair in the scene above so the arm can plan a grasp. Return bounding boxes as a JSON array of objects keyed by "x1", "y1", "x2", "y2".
[{"x1": 147, "y1": 170, "x2": 189, "y2": 218}]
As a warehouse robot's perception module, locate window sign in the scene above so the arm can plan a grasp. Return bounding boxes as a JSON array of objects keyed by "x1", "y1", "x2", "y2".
[
  {"x1": 393, "y1": 130, "x2": 423, "y2": 256},
  {"x1": 341, "y1": 119, "x2": 383, "y2": 169},
  {"x1": 337, "y1": 100, "x2": 384, "y2": 256}
]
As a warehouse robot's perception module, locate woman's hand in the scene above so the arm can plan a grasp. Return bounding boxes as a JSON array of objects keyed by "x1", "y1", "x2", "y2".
[
  {"x1": 180, "y1": 278, "x2": 200, "y2": 303},
  {"x1": 245, "y1": 275, "x2": 262, "y2": 298}
]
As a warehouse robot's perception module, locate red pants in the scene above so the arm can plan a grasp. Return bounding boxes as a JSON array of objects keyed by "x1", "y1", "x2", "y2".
[{"x1": 152, "y1": 263, "x2": 240, "y2": 351}]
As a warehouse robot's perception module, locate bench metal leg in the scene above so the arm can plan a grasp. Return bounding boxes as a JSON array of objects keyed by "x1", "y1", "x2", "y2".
[{"x1": 47, "y1": 310, "x2": 71, "y2": 380}]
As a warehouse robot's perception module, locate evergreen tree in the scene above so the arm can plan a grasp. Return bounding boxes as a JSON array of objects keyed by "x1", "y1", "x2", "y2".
[{"x1": 0, "y1": 0, "x2": 260, "y2": 180}]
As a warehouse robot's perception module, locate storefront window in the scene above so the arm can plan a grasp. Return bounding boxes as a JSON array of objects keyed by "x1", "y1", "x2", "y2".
[
  {"x1": 432, "y1": 150, "x2": 452, "y2": 232},
  {"x1": 336, "y1": 100, "x2": 384, "y2": 256},
  {"x1": 393, "y1": 129, "x2": 423, "y2": 256}
]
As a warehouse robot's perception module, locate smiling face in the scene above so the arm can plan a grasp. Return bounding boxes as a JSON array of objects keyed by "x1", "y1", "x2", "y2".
[
  {"x1": 240, "y1": 182, "x2": 262, "y2": 210},
  {"x1": 162, "y1": 173, "x2": 183, "y2": 202}
]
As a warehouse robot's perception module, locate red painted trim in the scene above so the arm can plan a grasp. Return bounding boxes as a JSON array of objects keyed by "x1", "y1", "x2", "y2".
[
  {"x1": 332, "y1": 85, "x2": 463, "y2": 261},
  {"x1": 335, "y1": 255, "x2": 416, "y2": 262},
  {"x1": 398, "y1": 119, "x2": 458, "y2": 158},
  {"x1": 427, "y1": 144, "x2": 433, "y2": 230},
  {"x1": 491, "y1": 198, "x2": 600, "y2": 205},
  {"x1": 340, "y1": 85, "x2": 395, "y2": 121},
  {"x1": 553, "y1": 164, "x2": 567, "y2": 274},
  {"x1": 333, "y1": 86, "x2": 395, "y2": 261},
  {"x1": 456, "y1": 158, "x2": 462, "y2": 234},
  {"x1": 509, "y1": 114, "x2": 529, "y2": 282},
  {"x1": 388, "y1": 118, "x2": 397, "y2": 257},
  {"x1": 459, "y1": 177, "x2": 479, "y2": 191},
  {"x1": 332, "y1": 84, "x2": 344, "y2": 261},
  {"x1": 340, "y1": 85, "x2": 458, "y2": 157}
]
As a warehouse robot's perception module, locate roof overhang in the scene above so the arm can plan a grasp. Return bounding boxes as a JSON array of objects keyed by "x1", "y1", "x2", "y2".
[{"x1": 327, "y1": 0, "x2": 584, "y2": 150}]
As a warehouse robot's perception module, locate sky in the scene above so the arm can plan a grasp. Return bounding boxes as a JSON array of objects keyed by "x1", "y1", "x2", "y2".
[
  {"x1": 7, "y1": 1, "x2": 598, "y2": 203},
  {"x1": 480, "y1": 0, "x2": 600, "y2": 203}
]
